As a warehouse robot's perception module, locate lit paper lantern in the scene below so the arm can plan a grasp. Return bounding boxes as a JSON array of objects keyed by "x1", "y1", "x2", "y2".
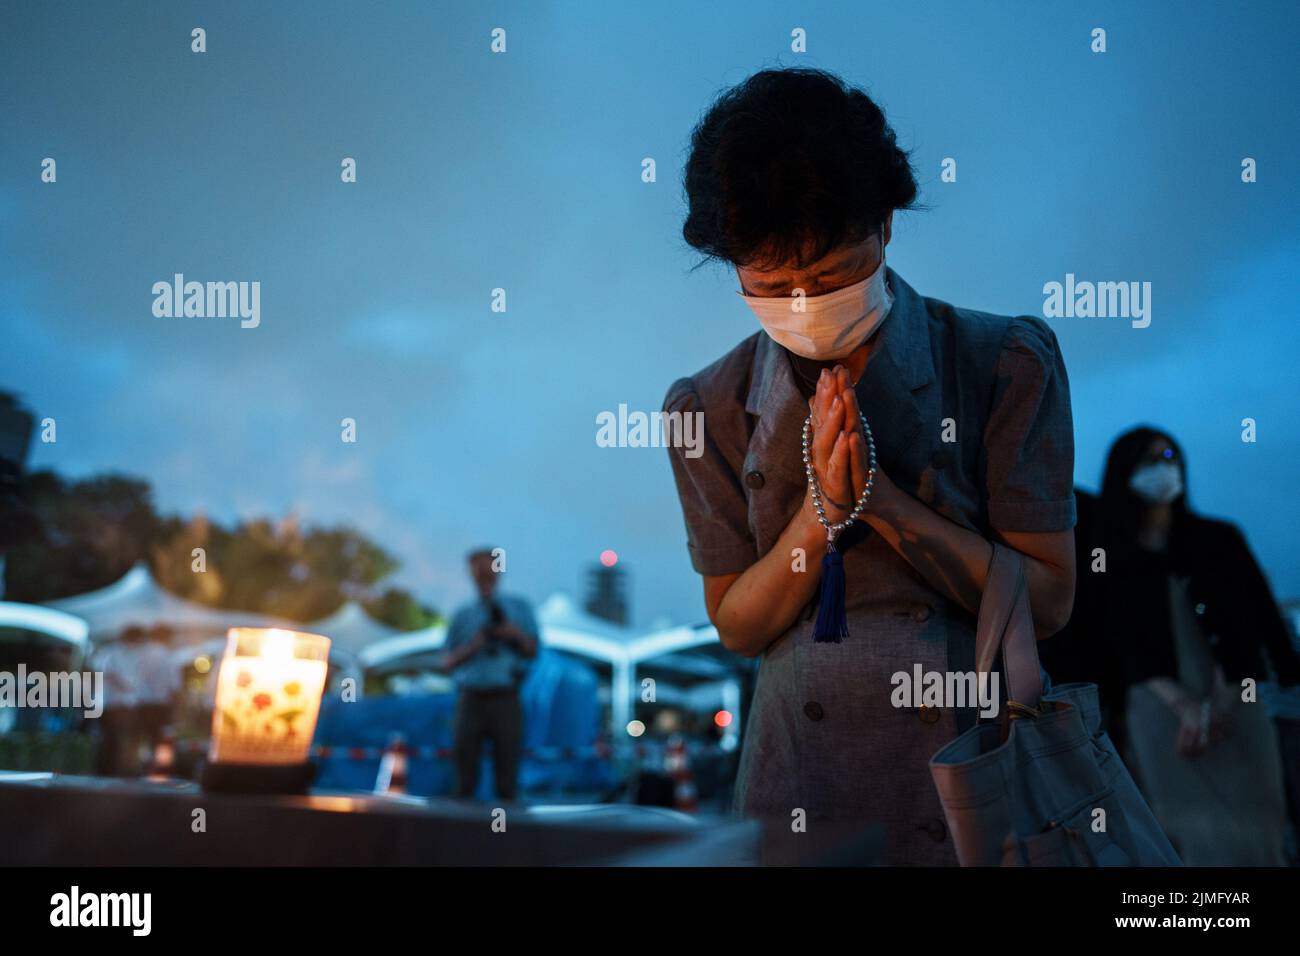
[{"x1": 208, "y1": 628, "x2": 330, "y2": 767}]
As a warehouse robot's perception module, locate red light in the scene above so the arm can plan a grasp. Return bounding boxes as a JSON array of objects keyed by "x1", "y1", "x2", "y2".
[
  {"x1": 714, "y1": 710, "x2": 732, "y2": 728},
  {"x1": 600, "y1": 549, "x2": 618, "y2": 567}
]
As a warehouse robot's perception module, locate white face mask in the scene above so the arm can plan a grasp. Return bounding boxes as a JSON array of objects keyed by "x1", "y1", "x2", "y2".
[
  {"x1": 738, "y1": 248, "x2": 893, "y2": 360},
  {"x1": 1129, "y1": 461, "x2": 1183, "y2": 504}
]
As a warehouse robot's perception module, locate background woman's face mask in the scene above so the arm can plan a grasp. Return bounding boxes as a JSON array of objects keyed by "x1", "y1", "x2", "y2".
[
  {"x1": 738, "y1": 249, "x2": 893, "y2": 360},
  {"x1": 1129, "y1": 461, "x2": 1183, "y2": 504}
]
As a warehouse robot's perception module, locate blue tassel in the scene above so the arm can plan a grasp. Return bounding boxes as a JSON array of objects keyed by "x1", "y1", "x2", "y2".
[{"x1": 813, "y1": 543, "x2": 849, "y2": 643}]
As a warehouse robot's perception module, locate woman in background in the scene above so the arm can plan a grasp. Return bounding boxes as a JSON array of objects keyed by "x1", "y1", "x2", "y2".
[{"x1": 1083, "y1": 426, "x2": 1300, "y2": 865}]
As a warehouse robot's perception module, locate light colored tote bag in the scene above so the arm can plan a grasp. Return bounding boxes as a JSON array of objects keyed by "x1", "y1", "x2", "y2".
[{"x1": 928, "y1": 544, "x2": 1182, "y2": 866}]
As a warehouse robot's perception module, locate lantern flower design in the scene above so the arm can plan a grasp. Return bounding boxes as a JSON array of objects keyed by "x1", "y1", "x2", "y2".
[{"x1": 208, "y1": 628, "x2": 331, "y2": 766}]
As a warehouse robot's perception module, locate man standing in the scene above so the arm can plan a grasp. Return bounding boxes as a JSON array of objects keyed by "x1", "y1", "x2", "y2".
[
  {"x1": 92, "y1": 625, "x2": 144, "y2": 776},
  {"x1": 441, "y1": 548, "x2": 540, "y2": 800},
  {"x1": 134, "y1": 624, "x2": 181, "y2": 760}
]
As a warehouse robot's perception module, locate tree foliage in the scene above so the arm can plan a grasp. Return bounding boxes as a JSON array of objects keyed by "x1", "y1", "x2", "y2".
[{"x1": 4, "y1": 468, "x2": 435, "y2": 626}]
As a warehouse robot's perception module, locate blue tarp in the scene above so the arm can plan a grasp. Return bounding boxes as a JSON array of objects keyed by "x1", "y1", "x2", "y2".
[{"x1": 312, "y1": 648, "x2": 617, "y2": 799}]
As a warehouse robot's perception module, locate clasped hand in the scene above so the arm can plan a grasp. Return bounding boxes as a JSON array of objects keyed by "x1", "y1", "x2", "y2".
[{"x1": 805, "y1": 365, "x2": 878, "y2": 526}]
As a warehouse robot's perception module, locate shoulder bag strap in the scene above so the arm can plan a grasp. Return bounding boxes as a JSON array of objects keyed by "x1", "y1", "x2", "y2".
[{"x1": 974, "y1": 543, "x2": 1043, "y2": 712}]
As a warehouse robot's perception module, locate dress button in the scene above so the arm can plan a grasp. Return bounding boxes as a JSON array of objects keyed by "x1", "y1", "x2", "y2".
[
  {"x1": 803, "y1": 701, "x2": 825, "y2": 722},
  {"x1": 912, "y1": 604, "x2": 933, "y2": 623},
  {"x1": 918, "y1": 706, "x2": 941, "y2": 724},
  {"x1": 920, "y1": 818, "x2": 947, "y2": 842},
  {"x1": 1194, "y1": 603, "x2": 1206, "y2": 615},
  {"x1": 745, "y1": 470, "x2": 765, "y2": 490}
]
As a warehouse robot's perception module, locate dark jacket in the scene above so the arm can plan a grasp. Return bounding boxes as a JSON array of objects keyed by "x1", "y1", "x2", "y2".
[{"x1": 1042, "y1": 489, "x2": 1300, "y2": 723}]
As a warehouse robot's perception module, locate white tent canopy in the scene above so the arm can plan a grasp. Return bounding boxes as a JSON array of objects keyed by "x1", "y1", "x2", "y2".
[
  {"x1": 360, "y1": 592, "x2": 650, "y2": 670},
  {"x1": 534, "y1": 592, "x2": 641, "y2": 663},
  {"x1": 0, "y1": 602, "x2": 90, "y2": 652},
  {"x1": 358, "y1": 592, "x2": 727, "y2": 735},
  {"x1": 307, "y1": 600, "x2": 400, "y2": 657},
  {"x1": 45, "y1": 563, "x2": 299, "y2": 643},
  {"x1": 534, "y1": 595, "x2": 723, "y2": 664},
  {"x1": 359, "y1": 622, "x2": 447, "y2": 669},
  {"x1": 361, "y1": 593, "x2": 723, "y2": 670}
]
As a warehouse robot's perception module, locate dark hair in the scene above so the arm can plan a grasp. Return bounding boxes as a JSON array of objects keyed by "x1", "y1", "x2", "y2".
[
  {"x1": 1099, "y1": 425, "x2": 1191, "y2": 550},
  {"x1": 466, "y1": 548, "x2": 496, "y2": 564},
  {"x1": 682, "y1": 68, "x2": 919, "y2": 271}
]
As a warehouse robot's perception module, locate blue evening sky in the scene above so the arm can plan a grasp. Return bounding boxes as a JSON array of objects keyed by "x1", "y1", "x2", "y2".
[{"x1": 3, "y1": 1, "x2": 1297, "y2": 625}]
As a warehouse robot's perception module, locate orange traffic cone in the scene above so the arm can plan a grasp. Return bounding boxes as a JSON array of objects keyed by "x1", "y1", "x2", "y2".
[
  {"x1": 375, "y1": 734, "x2": 409, "y2": 795},
  {"x1": 665, "y1": 735, "x2": 697, "y2": 812}
]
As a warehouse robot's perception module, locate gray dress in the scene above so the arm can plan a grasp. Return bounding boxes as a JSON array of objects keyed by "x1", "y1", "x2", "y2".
[{"x1": 663, "y1": 269, "x2": 1076, "y2": 865}]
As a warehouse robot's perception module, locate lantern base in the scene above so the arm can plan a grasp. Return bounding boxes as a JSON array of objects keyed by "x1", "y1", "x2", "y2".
[{"x1": 199, "y1": 760, "x2": 317, "y2": 796}]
